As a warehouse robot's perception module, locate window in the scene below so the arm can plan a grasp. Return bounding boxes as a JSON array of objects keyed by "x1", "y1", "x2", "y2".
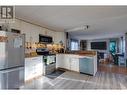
[
  {"x1": 109, "y1": 41, "x2": 116, "y2": 54},
  {"x1": 71, "y1": 39, "x2": 79, "y2": 50}
]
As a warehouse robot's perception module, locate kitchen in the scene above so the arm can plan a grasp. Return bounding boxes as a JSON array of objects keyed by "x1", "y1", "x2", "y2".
[
  {"x1": 0, "y1": 6, "x2": 127, "y2": 89},
  {"x1": 0, "y1": 17, "x2": 97, "y2": 89}
]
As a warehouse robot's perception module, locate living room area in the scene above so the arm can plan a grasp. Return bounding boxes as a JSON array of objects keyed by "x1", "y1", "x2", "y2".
[
  {"x1": 88, "y1": 37, "x2": 127, "y2": 74},
  {"x1": 69, "y1": 30, "x2": 127, "y2": 75}
]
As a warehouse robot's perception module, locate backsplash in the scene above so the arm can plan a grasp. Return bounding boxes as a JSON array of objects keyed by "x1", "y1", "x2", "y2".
[{"x1": 25, "y1": 42, "x2": 65, "y2": 55}]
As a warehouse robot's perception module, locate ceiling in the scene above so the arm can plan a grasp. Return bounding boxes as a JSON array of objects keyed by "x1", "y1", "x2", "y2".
[{"x1": 15, "y1": 6, "x2": 127, "y2": 40}]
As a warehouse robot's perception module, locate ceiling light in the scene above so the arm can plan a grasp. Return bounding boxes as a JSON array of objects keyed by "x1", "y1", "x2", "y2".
[{"x1": 65, "y1": 25, "x2": 89, "y2": 32}]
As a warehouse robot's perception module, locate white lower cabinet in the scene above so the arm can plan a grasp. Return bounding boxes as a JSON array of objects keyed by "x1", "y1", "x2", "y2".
[
  {"x1": 56, "y1": 54, "x2": 97, "y2": 75},
  {"x1": 56, "y1": 54, "x2": 79, "y2": 72},
  {"x1": 56, "y1": 54, "x2": 71, "y2": 70},
  {"x1": 63, "y1": 55, "x2": 71, "y2": 70},
  {"x1": 70, "y1": 58, "x2": 79, "y2": 72},
  {"x1": 25, "y1": 56, "x2": 43, "y2": 81},
  {"x1": 56, "y1": 54, "x2": 64, "y2": 68},
  {"x1": 34, "y1": 63, "x2": 43, "y2": 76}
]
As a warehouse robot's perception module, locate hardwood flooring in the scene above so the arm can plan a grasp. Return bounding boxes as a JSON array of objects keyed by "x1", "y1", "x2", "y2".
[
  {"x1": 21, "y1": 70, "x2": 127, "y2": 89},
  {"x1": 98, "y1": 64, "x2": 127, "y2": 75}
]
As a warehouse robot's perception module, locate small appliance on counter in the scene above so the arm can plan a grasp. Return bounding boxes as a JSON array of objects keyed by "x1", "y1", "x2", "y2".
[
  {"x1": 36, "y1": 48, "x2": 56, "y2": 75},
  {"x1": 58, "y1": 48, "x2": 65, "y2": 53}
]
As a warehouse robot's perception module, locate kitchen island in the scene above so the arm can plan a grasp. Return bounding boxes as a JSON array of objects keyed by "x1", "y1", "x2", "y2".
[{"x1": 56, "y1": 51, "x2": 97, "y2": 76}]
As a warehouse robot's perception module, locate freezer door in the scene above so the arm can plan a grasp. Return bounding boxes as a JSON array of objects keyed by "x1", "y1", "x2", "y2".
[
  {"x1": 6, "y1": 32, "x2": 25, "y2": 69},
  {"x1": 0, "y1": 67, "x2": 24, "y2": 89}
]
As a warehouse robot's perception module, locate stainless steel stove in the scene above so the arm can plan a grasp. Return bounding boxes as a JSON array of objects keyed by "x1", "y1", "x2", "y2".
[{"x1": 36, "y1": 48, "x2": 56, "y2": 75}]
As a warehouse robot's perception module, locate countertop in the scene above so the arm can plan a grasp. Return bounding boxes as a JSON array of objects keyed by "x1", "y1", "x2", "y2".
[
  {"x1": 56, "y1": 53, "x2": 96, "y2": 57},
  {"x1": 25, "y1": 54, "x2": 42, "y2": 58},
  {"x1": 25, "y1": 50, "x2": 97, "y2": 58},
  {"x1": 25, "y1": 53, "x2": 96, "y2": 58}
]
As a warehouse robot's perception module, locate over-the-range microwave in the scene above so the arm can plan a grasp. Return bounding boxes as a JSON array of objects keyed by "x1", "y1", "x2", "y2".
[{"x1": 39, "y1": 34, "x2": 53, "y2": 43}]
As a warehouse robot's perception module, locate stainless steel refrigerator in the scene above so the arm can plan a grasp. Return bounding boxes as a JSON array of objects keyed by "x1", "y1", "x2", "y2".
[{"x1": 0, "y1": 31, "x2": 25, "y2": 89}]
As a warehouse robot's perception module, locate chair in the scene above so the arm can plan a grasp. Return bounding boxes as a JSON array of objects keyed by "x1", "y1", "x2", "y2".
[{"x1": 109, "y1": 52, "x2": 118, "y2": 65}]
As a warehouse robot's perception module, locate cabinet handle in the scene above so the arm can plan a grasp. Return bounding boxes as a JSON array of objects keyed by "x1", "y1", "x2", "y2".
[{"x1": 32, "y1": 58, "x2": 38, "y2": 60}]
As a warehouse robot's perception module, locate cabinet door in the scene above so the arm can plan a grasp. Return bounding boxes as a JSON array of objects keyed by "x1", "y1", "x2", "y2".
[
  {"x1": 56, "y1": 54, "x2": 64, "y2": 68},
  {"x1": 54, "y1": 32, "x2": 65, "y2": 44},
  {"x1": 30, "y1": 57, "x2": 42, "y2": 64},
  {"x1": 32, "y1": 56, "x2": 43, "y2": 77},
  {"x1": 64, "y1": 55, "x2": 71, "y2": 70},
  {"x1": 25, "y1": 56, "x2": 43, "y2": 81},
  {"x1": 21, "y1": 22, "x2": 31, "y2": 42},
  {"x1": 29, "y1": 24, "x2": 41, "y2": 42},
  {"x1": 25, "y1": 64, "x2": 35, "y2": 81},
  {"x1": 25, "y1": 58, "x2": 34, "y2": 81},
  {"x1": 34, "y1": 62, "x2": 43, "y2": 76},
  {"x1": 70, "y1": 58, "x2": 79, "y2": 72}
]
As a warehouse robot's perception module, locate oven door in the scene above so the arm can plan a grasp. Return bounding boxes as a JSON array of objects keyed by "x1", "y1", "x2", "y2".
[{"x1": 44, "y1": 55, "x2": 56, "y2": 65}]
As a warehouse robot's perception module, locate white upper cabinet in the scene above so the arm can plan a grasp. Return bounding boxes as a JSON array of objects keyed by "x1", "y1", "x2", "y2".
[
  {"x1": 0, "y1": 19, "x2": 21, "y2": 31},
  {"x1": 21, "y1": 22, "x2": 42, "y2": 42},
  {"x1": 40, "y1": 28, "x2": 46, "y2": 35},
  {"x1": 0, "y1": 18, "x2": 66, "y2": 44},
  {"x1": 20, "y1": 21, "x2": 31, "y2": 42},
  {"x1": 9, "y1": 19, "x2": 21, "y2": 30},
  {"x1": 44, "y1": 29, "x2": 56, "y2": 42},
  {"x1": 28, "y1": 24, "x2": 41, "y2": 42},
  {"x1": 54, "y1": 32, "x2": 66, "y2": 45}
]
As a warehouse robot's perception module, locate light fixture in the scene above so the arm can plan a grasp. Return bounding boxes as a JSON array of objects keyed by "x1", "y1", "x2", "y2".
[{"x1": 65, "y1": 25, "x2": 89, "y2": 32}]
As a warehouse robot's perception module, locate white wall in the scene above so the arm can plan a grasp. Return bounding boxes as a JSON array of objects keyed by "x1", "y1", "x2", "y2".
[{"x1": 0, "y1": 19, "x2": 66, "y2": 46}]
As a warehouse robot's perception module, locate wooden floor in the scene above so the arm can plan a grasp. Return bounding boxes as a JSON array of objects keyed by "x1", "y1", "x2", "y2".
[
  {"x1": 21, "y1": 70, "x2": 127, "y2": 89},
  {"x1": 98, "y1": 64, "x2": 127, "y2": 75}
]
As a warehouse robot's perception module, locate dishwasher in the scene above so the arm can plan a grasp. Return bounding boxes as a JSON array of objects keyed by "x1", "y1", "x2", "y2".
[{"x1": 79, "y1": 57, "x2": 94, "y2": 75}]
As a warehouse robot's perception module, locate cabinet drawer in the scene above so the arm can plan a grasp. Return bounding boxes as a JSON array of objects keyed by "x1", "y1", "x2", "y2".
[
  {"x1": 25, "y1": 57, "x2": 42, "y2": 66},
  {"x1": 30, "y1": 57, "x2": 42, "y2": 63},
  {"x1": 71, "y1": 58, "x2": 79, "y2": 64}
]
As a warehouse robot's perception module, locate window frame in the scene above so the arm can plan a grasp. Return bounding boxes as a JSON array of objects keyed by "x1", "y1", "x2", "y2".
[{"x1": 70, "y1": 39, "x2": 79, "y2": 51}]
